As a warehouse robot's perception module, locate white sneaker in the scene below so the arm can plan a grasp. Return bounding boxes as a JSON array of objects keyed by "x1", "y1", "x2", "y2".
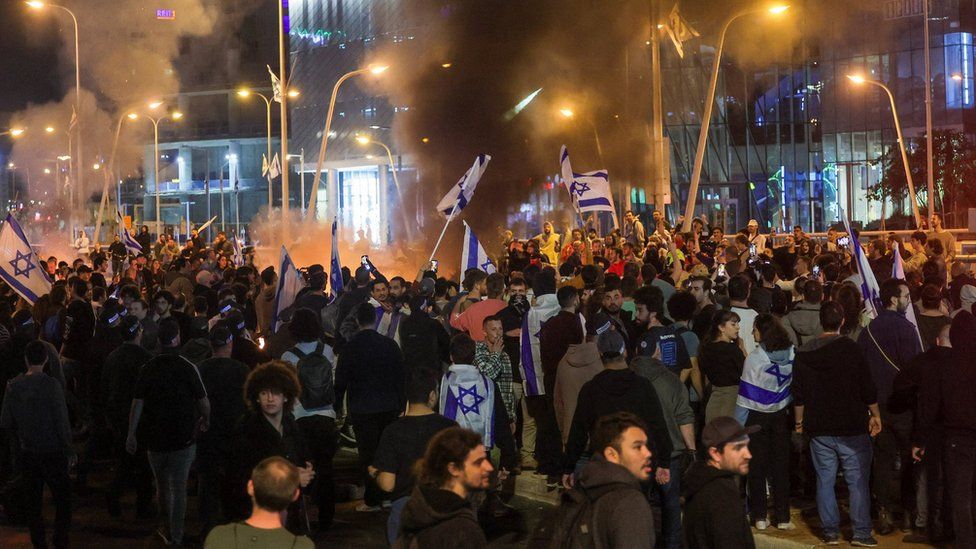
[
  {"x1": 755, "y1": 520, "x2": 769, "y2": 530},
  {"x1": 776, "y1": 522, "x2": 796, "y2": 530}
]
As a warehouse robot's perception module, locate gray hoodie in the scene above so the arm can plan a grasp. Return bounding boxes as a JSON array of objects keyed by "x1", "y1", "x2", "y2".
[
  {"x1": 631, "y1": 356, "x2": 694, "y2": 457},
  {"x1": 553, "y1": 342, "x2": 603, "y2": 443},
  {"x1": 782, "y1": 302, "x2": 823, "y2": 345}
]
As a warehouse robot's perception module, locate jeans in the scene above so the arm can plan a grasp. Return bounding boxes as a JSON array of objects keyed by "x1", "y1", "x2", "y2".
[
  {"x1": 147, "y1": 444, "x2": 196, "y2": 545},
  {"x1": 351, "y1": 411, "x2": 399, "y2": 507},
  {"x1": 297, "y1": 415, "x2": 337, "y2": 529},
  {"x1": 746, "y1": 409, "x2": 792, "y2": 524},
  {"x1": 946, "y1": 435, "x2": 976, "y2": 548},
  {"x1": 651, "y1": 462, "x2": 682, "y2": 549},
  {"x1": 387, "y1": 496, "x2": 410, "y2": 544},
  {"x1": 810, "y1": 435, "x2": 873, "y2": 539},
  {"x1": 20, "y1": 451, "x2": 72, "y2": 549}
]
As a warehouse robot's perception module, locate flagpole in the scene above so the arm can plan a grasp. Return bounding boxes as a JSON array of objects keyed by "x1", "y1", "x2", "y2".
[{"x1": 429, "y1": 199, "x2": 461, "y2": 262}]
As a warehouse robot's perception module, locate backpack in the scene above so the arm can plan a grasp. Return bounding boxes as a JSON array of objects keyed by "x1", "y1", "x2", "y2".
[
  {"x1": 320, "y1": 297, "x2": 341, "y2": 337},
  {"x1": 290, "y1": 342, "x2": 334, "y2": 409},
  {"x1": 528, "y1": 481, "x2": 627, "y2": 549}
]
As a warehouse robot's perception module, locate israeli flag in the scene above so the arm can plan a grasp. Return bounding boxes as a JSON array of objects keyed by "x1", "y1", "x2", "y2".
[
  {"x1": 560, "y1": 145, "x2": 619, "y2": 228},
  {"x1": 0, "y1": 214, "x2": 51, "y2": 305},
  {"x1": 116, "y1": 211, "x2": 143, "y2": 255},
  {"x1": 892, "y1": 242, "x2": 924, "y2": 347},
  {"x1": 460, "y1": 221, "x2": 496, "y2": 275},
  {"x1": 329, "y1": 217, "x2": 344, "y2": 298},
  {"x1": 435, "y1": 154, "x2": 491, "y2": 216},
  {"x1": 272, "y1": 245, "x2": 307, "y2": 332},
  {"x1": 232, "y1": 236, "x2": 244, "y2": 267},
  {"x1": 842, "y1": 210, "x2": 881, "y2": 318}
]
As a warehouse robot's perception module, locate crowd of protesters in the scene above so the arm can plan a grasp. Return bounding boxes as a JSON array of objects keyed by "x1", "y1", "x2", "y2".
[{"x1": 0, "y1": 210, "x2": 973, "y2": 549}]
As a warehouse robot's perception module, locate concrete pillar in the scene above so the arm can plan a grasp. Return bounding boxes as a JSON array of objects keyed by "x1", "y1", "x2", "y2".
[
  {"x1": 325, "y1": 168, "x2": 337, "y2": 221},
  {"x1": 178, "y1": 146, "x2": 192, "y2": 191},
  {"x1": 378, "y1": 164, "x2": 389, "y2": 245}
]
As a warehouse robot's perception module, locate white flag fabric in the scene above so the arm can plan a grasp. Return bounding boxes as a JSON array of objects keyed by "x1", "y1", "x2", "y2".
[
  {"x1": 116, "y1": 211, "x2": 143, "y2": 255},
  {"x1": 329, "y1": 217, "x2": 344, "y2": 298},
  {"x1": 232, "y1": 236, "x2": 244, "y2": 267},
  {"x1": 268, "y1": 65, "x2": 283, "y2": 103},
  {"x1": 892, "y1": 243, "x2": 924, "y2": 347},
  {"x1": 262, "y1": 154, "x2": 281, "y2": 180},
  {"x1": 664, "y1": 3, "x2": 700, "y2": 59},
  {"x1": 436, "y1": 154, "x2": 491, "y2": 216},
  {"x1": 842, "y1": 211, "x2": 881, "y2": 319},
  {"x1": 0, "y1": 214, "x2": 51, "y2": 305},
  {"x1": 461, "y1": 221, "x2": 496, "y2": 275},
  {"x1": 560, "y1": 145, "x2": 619, "y2": 228},
  {"x1": 272, "y1": 245, "x2": 307, "y2": 332}
]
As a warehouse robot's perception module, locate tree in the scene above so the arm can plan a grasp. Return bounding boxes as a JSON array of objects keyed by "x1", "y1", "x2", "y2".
[{"x1": 869, "y1": 130, "x2": 976, "y2": 226}]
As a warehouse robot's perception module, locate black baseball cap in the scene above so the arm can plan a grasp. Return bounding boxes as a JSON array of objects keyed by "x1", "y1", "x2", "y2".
[
  {"x1": 702, "y1": 416, "x2": 760, "y2": 449},
  {"x1": 209, "y1": 325, "x2": 233, "y2": 348}
]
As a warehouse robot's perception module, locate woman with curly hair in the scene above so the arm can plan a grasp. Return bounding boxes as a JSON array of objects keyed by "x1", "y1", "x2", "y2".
[{"x1": 232, "y1": 361, "x2": 314, "y2": 525}]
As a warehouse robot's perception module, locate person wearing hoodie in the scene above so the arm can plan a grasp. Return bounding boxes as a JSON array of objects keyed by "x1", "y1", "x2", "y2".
[
  {"x1": 781, "y1": 278, "x2": 823, "y2": 345},
  {"x1": 631, "y1": 335, "x2": 696, "y2": 548},
  {"x1": 562, "y1": 328, "x2": 672, "y2": 489},
  {"x1": 520, "y1": 267, "x2": 561, "y2": 471},
  {"x1": 793, "y1": 301, "x2": 881, "y2": 546},
  {"x1": 734, "y1": 314, "x2": 795, "y2": 531},
  {"x1": 553, "y1": 319, "x2": 604, "y2": 445},
  {"x1": 554, "y1": 412, "x2": 656, "y2": 547},
  {"x1": 683, "y1": 416, "x2": 757, "y2": 549},
  {"x1": 394, "y1": 427, "x2": 494, "y2": 548}
]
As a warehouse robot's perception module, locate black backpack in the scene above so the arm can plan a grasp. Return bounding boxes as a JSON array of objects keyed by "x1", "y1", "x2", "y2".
[
  {"x1": 528, "y1": 481, "x2": 628, "y2": 549},
  {"x1": 290, "y1": 342, "x2": 334, "y2": 409}
]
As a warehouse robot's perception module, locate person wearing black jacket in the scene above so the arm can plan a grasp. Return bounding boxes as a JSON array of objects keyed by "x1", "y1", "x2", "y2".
[
  {"x1": 793, "y1": 302, "x2": 881, "y2": 546},
  {"x1": 683, "y1": 417, "x2": 757, "y2": 549},
  {"x1": 226, "y1": 309, "x2": 269, "y2": 369},
  {"x1": 562, "y1": 328, "x2": 672, "y2": 485},
  {"x1": 234, "y1": 361, "x2": 315, "y2": 526},
  {"x1": 916, "y1": 311, "x2": 976, "y2": 548},
  {"x1": 335, "y1": 303, "x2": 405, "y2": 511},
  {"x1": 398, "y1": 293, "x2": 451, "y2": 376}
]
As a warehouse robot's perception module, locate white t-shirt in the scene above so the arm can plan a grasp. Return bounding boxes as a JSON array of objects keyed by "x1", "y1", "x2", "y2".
[{"x1": 731, "y1": 306, "x2": 759, "y2": 357}]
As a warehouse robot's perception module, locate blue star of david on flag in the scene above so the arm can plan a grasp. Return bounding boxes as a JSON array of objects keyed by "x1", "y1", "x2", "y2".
[
  {"x1": 765, "y1": 363, "x2": 791, "y2": 387},
  {"x1": 569, "y1": 179, "x2": 590, "y2": 197},
  {"x1": 460, "y1": 221, "x2": 496, "y2": 275},
  {"x1": 456, "y1": 384, "x2": 486, "y2": 414},
  {"x1": 9, "y1": 249, "x2": 36, "y2": 278}
]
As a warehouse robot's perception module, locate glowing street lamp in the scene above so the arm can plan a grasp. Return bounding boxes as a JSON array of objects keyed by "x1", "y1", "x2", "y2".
[
  {"x1": 558, "y1": 105, "x2": 605, "y2": 164},
  {"x1": 0, "y1": 128, "x2": 25, "y2": 137},
  {"x1": 130, "y1": 109, "x2": 184, "y2": 237},
  {"x1": 45, "y1": 126, "x2": 55, "y2": 134},
  {"x1": 236, "y1": 87, "x2": 275, "y2": 211},
  {"x1": 559, "y1": 108, "x2": 575, "y2": 118},
  {"x1": 354, "y1": 134, "x2": 414, "y2": 240},
  {"x1": 307, "y1": 63, "x2": 390, "y2": 218},
  {"x1": 682, "y1": 4, "x2": 790, "y2": 232},
  {"x1": 846, "y1": 74, "x2": 922, "y2": 227}
]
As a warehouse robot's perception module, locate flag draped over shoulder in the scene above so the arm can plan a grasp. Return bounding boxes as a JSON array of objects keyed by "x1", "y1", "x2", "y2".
[
  {"x1": 440, "y1": 366, "x2": 497, "y2": 449},
  {"x1": 560, "y1": 145, "x2": 619, "y2": 228},
  {"x1": 436, "y1": 154, "x2": 491, "y2": 216},
  {"x1": 329, "y1": 217, "x2": 344, "y2": 298},
  {"x1": 843, "y1": 211, "x2": 881, "y2": 318},
  {"x1": 272, "y1": 245, "x2": 307, "y2": 332},
  {"x1": 664, "y1": 3, "x2": 700, "y2": 59},
  {"x1": 892, "y1": 242, "x2": 924, "y2": 347},
  {"x1": 0, "y1": 214, "x2": 51, "y2": 305},
  {"x1": 461, "y1": 221, "x2": 496, "y2": 275},
  {"x1": 116, "y1": 211, "x2": 143, "y2": 255}
]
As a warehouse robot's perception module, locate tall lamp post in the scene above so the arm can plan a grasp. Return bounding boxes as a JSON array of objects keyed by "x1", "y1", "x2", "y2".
[
  {"x1": 0, "y1": 128, "x2": 26, "y2": 138},
  {"x1": 681, "y1": 5, "x2": 790, "y2": 233},
  {"x1": 237, "y1": 87, "x2": 299, "y2": 214},
  {"x1": 306, "y1": 64, "x2": 389, "y2": 220},
  {"x1": 847, "y1": 75, "x2": 922, "y2": 228},
  {"x1": 355, "y1": 135, "x2": 414, "y2": 240},
  {"x1": 26, "y1": 1, "x2": 83, "y2": 235},
  {"x1": 134, "y1": 104, "x2": 183, "y2": 238}
]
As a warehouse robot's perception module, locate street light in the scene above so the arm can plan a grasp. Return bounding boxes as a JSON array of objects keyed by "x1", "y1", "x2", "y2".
[
  {"x1": 355, "y1": 135, "x2": 415, "y2": 241},
  {"x1": 681, "y1": 4, "x2": 790, "y2": 232},
  {"x1": 236, "y1": 87, "x2": 275, "y2": 212},
  {"x1": 847, "y1": 74, "x2": 922, "y2": 228},
  {"x1": 131, "y1": 109, "x2": 184, "y2": 238},
  {"x1": 44, "y1": 126, "x2": 54, "y2": 134},
  {"x1": 26, "y1": 0, "x2": 83, "y2": 233},
  {"x1": 0, "y1": 128, "x2": 25, "y2": 137},
  {"x1": 306, "y1": 63, "x2": 390, "y2": 219},
  {"x1": 558, "y1": 105, "x2": 606, "y2": 164}
]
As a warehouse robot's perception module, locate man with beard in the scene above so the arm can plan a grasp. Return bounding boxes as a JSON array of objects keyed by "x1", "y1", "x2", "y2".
[
  {"x1": 858, "y1": 278, "x2": 922, "y2": 536},
  {"x1": 368, "y1": 278, "x2": 403, "y2": 342},
  {"x1": 395, "y1": 427, "x2": 496, "y2": 547},
  {"x1": 683, "y1": 417, "x2": 758, "y2": 549},
  {"x1": 534, "y1": 221, "x2": 561, "y2": 266},
  {"x1": 599, "y1": 278, "x2": 634, "y2": 354}
]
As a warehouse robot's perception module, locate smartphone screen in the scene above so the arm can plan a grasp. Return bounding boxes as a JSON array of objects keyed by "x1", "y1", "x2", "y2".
[
  {"x1": 813, "y1": 265, "x2": 821, "y2": 277},
  {"x1": 717, "y1": 264, "x2": 727, "y2": 278},
  {"x1": 749, "y1": 244, "x2": 757, "y2": 257},
  {"x1": 361, "y1": 255, "x2": 371, "y2": 270},
  {"x1": 431, "y1": 259, "x2": 439, "y2": 272}
]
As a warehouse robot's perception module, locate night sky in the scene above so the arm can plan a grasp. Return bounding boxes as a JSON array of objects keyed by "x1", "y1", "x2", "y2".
[{"x1": 0, "y1": 2, "x2": 62, "y2": 113}]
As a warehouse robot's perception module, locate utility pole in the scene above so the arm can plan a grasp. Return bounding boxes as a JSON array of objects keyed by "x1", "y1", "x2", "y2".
[
  {"x1": 923, "y1": 0, "x2": 935, "y2": 227},
  {"x1": 649, "y1": 0, "x2": 669, "y2": 221},
  {"x1": 278, "y1": 0, "x2": 291, "y2": 224}
]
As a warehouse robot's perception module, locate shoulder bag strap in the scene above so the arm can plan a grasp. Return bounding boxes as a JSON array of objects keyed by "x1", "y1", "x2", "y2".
[{"x1": 866, "y1": 324, "x2": 900, "y2": 373}]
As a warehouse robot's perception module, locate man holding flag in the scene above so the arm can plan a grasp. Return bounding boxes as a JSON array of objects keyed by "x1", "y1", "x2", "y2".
[
  {"x1": 560, "y1": 146, "x2": 618, "y2": 230},
  {"x1": 272, "y1": 246, "x2": 308, "y2": 333}
]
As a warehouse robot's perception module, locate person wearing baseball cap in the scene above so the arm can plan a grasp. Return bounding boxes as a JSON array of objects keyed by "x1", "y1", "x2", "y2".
[
  {"x1": 746, "y1": 218, "x2": 767, "y2": 254},
  {"x1": 683, "y1": 416, "x2": 758, "y2": 549}
]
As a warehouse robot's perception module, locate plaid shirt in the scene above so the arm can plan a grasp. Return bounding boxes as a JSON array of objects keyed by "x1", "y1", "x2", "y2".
[{"x1": 475, "y1": 341, "x2": 515, "y2": 420}]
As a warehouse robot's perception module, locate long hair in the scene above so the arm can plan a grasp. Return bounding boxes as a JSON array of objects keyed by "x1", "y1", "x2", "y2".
[
  {"x1": 705, "y1": 309, "x2": 741, "y2": 344},
  {"x1": 414, "y1": 427, "x2": 483, "y2": 489},
  {"x1": 244, "y1": 360, "x2": 302, "y2": 413},
  {"x1": 754, "y1": 314, "x2": 792, "y2": 352}
]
